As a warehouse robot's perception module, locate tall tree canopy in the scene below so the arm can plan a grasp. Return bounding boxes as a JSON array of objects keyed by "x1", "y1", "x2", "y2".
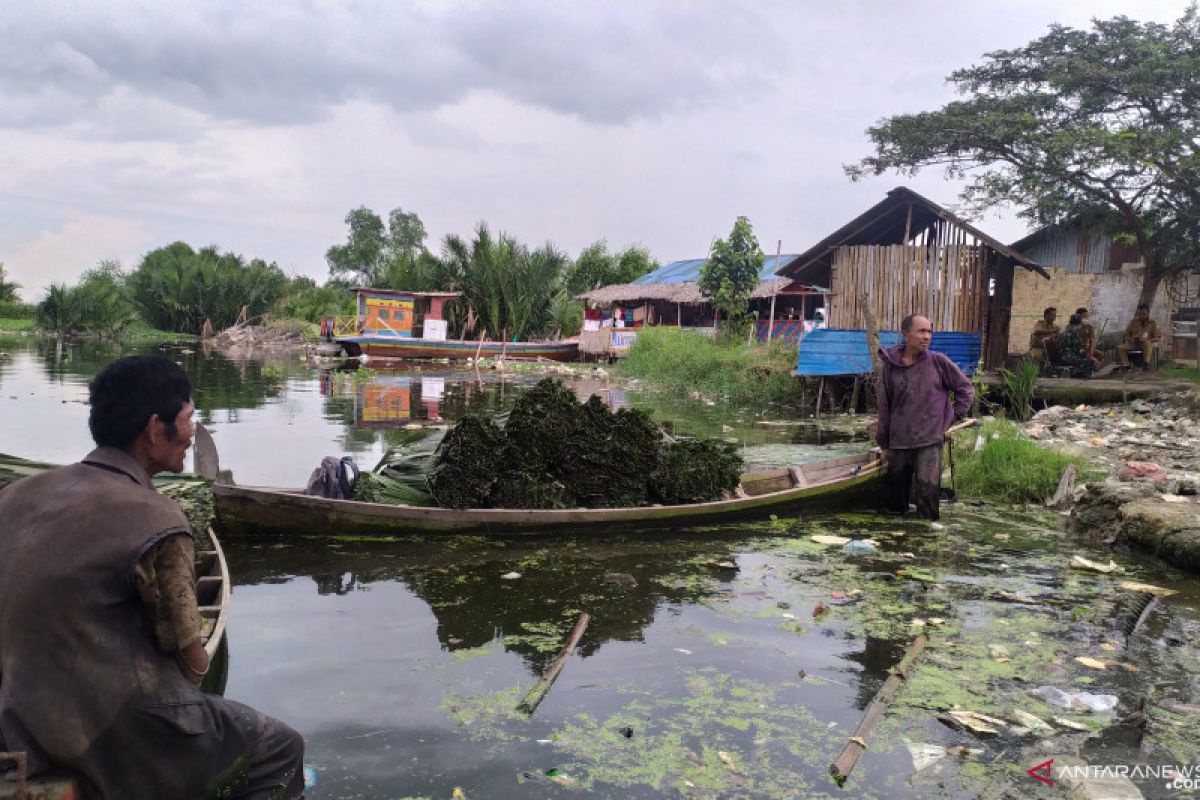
[
  {"x1": 440, "y1": 223, "x2": 574, "y2": 341},
  {"x1": 847, "y1": 8, "x2": 1200, "y2": 305},
  {"x1": 567, "y1": 241, "x2": 658, "y2": 295},
  {"x1": 326, "y1": 206, "x2": 435, "y2": 288},
  {"x1": 0, "y1": 262, "x2": 20, "y2": 303},
  {"x1": 699, "y1": 216, "x2": 764, "y2": 335},
  {"x1": 129, "y1": 243, "x2": 288, "y2": 333}
]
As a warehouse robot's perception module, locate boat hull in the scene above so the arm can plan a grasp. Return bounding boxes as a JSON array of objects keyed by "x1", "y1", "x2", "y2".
[
  {"x1": 213, "y1": 452, "x2": 883, "y2": 538},
  {"x1": 335, "y1": 336, "x2": 579, "y2": 362}
]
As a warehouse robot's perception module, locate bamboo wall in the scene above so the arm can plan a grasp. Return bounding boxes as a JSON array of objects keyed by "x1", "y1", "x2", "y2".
[{"x1": 829, "y1": 244, "x2": 988, "y2": 332}]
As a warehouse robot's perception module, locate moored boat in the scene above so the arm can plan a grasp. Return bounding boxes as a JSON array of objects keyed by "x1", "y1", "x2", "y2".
[
  {"x1": 320, "y1": 288, "x2": 579, "y2": 362},
  {"x1": 212, "y1": 450, "x2": 883, "y2": 538}
]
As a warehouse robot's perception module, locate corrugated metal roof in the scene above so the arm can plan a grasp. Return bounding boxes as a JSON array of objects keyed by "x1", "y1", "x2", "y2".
[
  {"x1": 779, "y1": 187, "x2": 1048, "y2": 281},
  {"x1": 795, "y1": 329, "x2": 980, "y2": 376},
  {"x1": 634, "y1": 254, "x2": 800, "y2": 285}
]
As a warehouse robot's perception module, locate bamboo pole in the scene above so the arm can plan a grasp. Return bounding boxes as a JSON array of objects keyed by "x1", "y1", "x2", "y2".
[
  {"x1": 767, "y1": 240, "x2": 781, "y2": 345},
  {"x1": 517, "y1": 613, "x2": 590, "y2": 715},
  {"x1": 830, "y1": 634, "x2": 928, "y2": 786}
]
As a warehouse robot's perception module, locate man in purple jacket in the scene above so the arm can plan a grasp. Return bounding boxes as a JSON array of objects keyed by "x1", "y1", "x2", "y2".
[{"x1": 876, "y1": 314, "x2": 974, "y2": 520}]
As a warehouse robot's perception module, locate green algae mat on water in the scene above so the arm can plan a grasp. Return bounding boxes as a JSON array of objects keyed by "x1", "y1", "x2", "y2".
[{"x1": 405, "y1": 506, "x2": 1200, "y2": 799}]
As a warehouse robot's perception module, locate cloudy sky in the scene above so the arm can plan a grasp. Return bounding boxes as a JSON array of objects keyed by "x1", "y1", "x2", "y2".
[{"x1": 0, "y1": 0, "x2": 1190, "y2": 300}]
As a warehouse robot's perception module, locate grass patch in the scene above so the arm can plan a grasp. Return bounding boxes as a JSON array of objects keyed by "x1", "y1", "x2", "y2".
[
  {"x1": 122, "y1": 320, "x2": 197, "y2": 343},
  {"x1": 1160, "y1": 361, "x2": 1200, "y2": 384},
  {"x1": 616, "y1": 327, "x2": 802, "y2": 406},
  {"x1": 952, "y1": 420, "x2": 1101, "y2": 503},
  {"x1": 0, "y1": 317, "x2": 34, "y2": 331}
]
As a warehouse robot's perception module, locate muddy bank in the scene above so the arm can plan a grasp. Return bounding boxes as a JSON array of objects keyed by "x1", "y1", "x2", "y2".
[{"x1": 1071, "y1": 482, "x2": 1200, "y2": 573}]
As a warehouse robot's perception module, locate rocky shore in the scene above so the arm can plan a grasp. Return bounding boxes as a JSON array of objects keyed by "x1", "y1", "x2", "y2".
[{"x1": 1021, "y1": 390, "x2": 1200, "y2": 572}]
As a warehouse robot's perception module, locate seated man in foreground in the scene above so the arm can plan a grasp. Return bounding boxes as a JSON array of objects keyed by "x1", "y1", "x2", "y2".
[
  {"x1": 1117, "y1": 303, "x2": 1161, "y2": 371},
  {"x1": 0, "y1": 356, "x2": 304, "y2": 800}
]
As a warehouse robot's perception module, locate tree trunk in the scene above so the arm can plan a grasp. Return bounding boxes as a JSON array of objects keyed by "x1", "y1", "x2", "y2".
[{"x1": 1137, "y1": 251, "x2": 1167, "y2": 309}]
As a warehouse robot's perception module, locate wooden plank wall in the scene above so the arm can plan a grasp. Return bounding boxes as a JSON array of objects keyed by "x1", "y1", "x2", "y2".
[{"x1": 829, "y1": 241, "x2": 988, "y2": 332}]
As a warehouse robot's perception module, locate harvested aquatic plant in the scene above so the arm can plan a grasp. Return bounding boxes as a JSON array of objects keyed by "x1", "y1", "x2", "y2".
[{"x1": 429, "y1": 378, "x2": 742, "y2": 510}]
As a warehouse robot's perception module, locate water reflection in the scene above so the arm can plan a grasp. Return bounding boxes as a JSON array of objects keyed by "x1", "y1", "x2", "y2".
[{"x1": 227, "y1": 535, "x2": 733, "y2": 675}]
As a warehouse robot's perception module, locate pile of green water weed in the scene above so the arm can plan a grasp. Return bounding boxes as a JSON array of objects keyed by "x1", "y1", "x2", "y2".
[
  {"x1": 617, "y1": 327, "x2": 804, "y2": 406},
  {"x1": 430, "y1": 378, "x2": 741, "y2": 509},
  {"x1": 427, "y1": 416, "x2": 506, "y2": 508},
  {"x1": 952, "y1": 420, "x2": 1101, "y2": 504}
]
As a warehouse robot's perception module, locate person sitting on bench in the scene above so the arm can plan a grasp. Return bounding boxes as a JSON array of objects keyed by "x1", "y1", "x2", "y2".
[
  {"x1": 1117, "y1": 304, "x2": 1161, "y2": 370},
  {"x1": 1056, "y1": 314, "x2": 1097, "y2": 378},
  {"x1": 1027, "y1": 307, "x2": 1060, "y2": 366}
]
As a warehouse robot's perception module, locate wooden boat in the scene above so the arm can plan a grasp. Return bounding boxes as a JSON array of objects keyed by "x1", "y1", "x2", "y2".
[
  {"x1": 213, "y1": 450, "x2": 883, "y2": 538},
  {"x1": 335, "y1": 335, "x2": 579, "y2": 362},
  {"x1": 0, "y1": 456, "x2": 231, "y2": 800},
  {"x1": 321, "y1": 288, "x2": 579, "y2": 362}
]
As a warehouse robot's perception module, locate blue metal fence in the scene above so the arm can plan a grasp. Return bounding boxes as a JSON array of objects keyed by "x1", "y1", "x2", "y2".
[{"x1": 795, "y1": 329, "x2": 981, "y2": 376}]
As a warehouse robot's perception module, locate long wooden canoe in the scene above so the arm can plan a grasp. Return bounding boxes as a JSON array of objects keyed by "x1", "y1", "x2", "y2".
[{"x1": 213, "y1": 450, "x2": 883, "y2": 538}]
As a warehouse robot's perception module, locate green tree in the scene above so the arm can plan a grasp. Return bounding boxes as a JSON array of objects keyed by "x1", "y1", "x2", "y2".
[
  {"x1": 327, "y1": 206, "x2": 439, "y2": 289},
  {"x1": 567, "y1": 241, "x2": 658, "y2": 295},
  {"x1": 440, "y1": 224, "x2": 572, "y2": 341},
  {"x1": 0, "y1": 262, "x2": 20, "y2": 303},
  {"x1": 326, "y1": 207, "x2": 388, "y2": 286},
  {"x1": 33, "y1": 260, "x2": 137, "y2": 337},
  {"x1": 847, "y1": 8, "x2": 1200, "y2": 306},
  {"x1": 275, "y1": 276, "x2": 355, "y2": 322},
  {"x1": 128, "y1": 243, "x2": 288, "y2": 333},
  {"x1": 699, "y1": 216, "x2": 764, "y2": 336},
  {"x1": 34, "y1": 284, "x2": 87, "y2": 336}
]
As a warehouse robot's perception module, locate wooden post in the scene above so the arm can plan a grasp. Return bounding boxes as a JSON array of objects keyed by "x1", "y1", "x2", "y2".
[
  {"x1": 815, "y1": 377, "x2": 825, "y2": 419},
  {"x1": 766, "y1": 240, "x2": 781, "y2": 345},
  {"x1": 903, "y1": 202, "x2": 914, "y2": 243},
  {"x1": 830, "y1": 634, "x2": 928, "y2": 786}
]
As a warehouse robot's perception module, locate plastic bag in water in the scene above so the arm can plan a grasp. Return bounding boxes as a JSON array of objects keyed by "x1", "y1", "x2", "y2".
[{"x1": 1030, "y1": 686, "x2": 1118, "y2": 713}]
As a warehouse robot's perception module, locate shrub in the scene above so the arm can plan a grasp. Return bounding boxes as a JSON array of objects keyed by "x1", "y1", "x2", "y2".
[{"x1": 618, "y1": 327, "x2": 802, "y2": 406}]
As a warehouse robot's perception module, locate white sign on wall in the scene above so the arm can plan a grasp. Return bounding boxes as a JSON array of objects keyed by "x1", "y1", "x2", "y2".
[
  {"x1": 423, "y1": 319, "x2": 448, "y2": 340},
  {"x1": 610, "y1": 330, "x2": 638, "y2": 351}
]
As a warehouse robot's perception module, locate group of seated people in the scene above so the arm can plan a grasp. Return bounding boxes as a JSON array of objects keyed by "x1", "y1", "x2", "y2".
[{"x1": 1028, "y1": 304, "x2": 1161, "y2": 377}]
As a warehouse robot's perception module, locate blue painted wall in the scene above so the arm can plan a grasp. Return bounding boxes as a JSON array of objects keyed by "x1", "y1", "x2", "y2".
[{"x1": 795, "y1": 329, "x2": 981, "y2": 376}]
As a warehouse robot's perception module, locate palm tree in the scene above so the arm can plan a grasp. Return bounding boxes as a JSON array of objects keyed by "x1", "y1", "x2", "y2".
[{"x1": 439, "y1": 224, "x2": 571, "y2": 341}]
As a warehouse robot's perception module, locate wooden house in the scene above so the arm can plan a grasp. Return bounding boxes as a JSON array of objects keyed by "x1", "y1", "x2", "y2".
[
  {"x1": 778, "y1": 187, "x2": 1048, "y2": 373},
  {"x1": 575, "y1": 255, "x2": 831, "y2": 355}
]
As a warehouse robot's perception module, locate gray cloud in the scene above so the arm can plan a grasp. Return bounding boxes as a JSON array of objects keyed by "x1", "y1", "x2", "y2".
[{"x1": 0, "y1": 1, "x2": 789, "y2": 131}]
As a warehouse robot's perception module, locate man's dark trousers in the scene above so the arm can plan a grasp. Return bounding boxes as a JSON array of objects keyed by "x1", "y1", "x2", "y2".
[{"x1": 884, "y1": 444, "x2": 942, "y2": 520}]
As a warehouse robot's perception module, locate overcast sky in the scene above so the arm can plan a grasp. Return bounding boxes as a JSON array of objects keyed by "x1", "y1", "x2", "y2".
[{"x1": 0, "y1": 0, "x2": 1190, "y2": 300}]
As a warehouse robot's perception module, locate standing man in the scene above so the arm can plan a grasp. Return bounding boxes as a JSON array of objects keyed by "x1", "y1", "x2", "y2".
[
  {"x1": 0, "y1": 356, "x2": 304, "y2": 799},
  {"x1": 1027, "y1": 307, "x2": 1060, "y2": 365},
  {"x1": 876, "y1": 314, "x2": 974, "y2": 521},
  {"x1": 1117, "y1": 303, "x2": 1161, "y2": 370}
]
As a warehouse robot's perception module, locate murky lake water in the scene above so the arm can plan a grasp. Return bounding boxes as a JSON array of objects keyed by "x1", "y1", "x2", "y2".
[{"x1": 3, "y1": 336, "x2": 1199, "y2": 799}]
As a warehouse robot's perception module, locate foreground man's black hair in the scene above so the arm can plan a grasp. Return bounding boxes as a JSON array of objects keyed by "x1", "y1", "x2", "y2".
[{"x1": 88, "y1": 355, "x2": 193, "y2": 449}]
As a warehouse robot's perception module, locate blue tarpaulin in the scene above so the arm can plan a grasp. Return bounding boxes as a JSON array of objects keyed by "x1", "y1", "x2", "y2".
[
  {"x1": 795, "y1": 329, "x2": 980, "y2": 377},
  {"x1": 634, "y1": 254, "x2": 800, "y2": 285}
]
